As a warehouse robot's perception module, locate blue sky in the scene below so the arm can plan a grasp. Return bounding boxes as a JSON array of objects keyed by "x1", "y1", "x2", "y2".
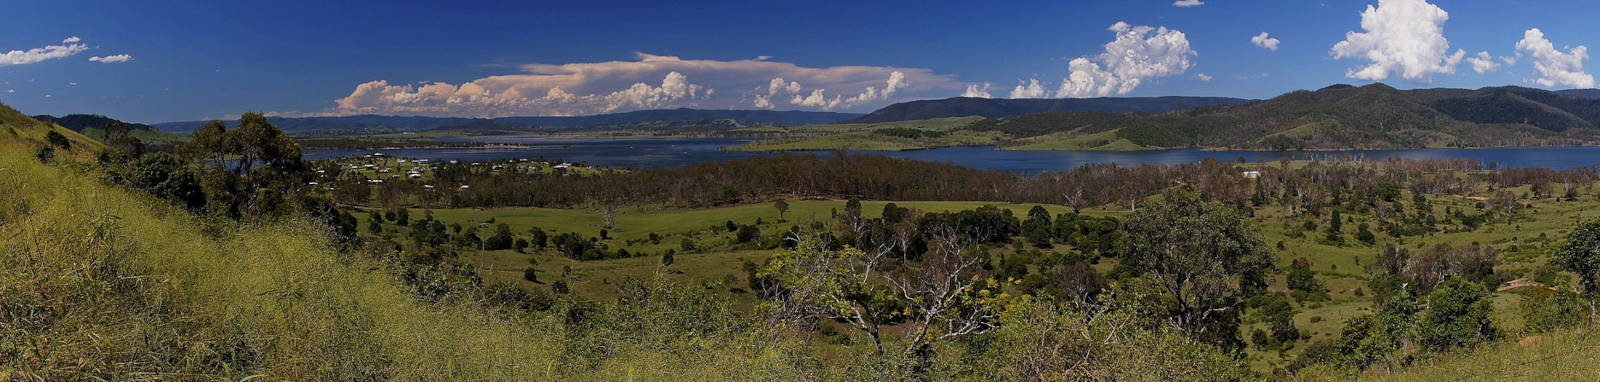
[{"x1": 0, "y1": 0, "x2": 1595, "y2": 123}]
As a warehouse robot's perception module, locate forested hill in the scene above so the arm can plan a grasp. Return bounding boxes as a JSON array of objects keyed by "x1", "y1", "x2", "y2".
[
  {"x1": 850, "y1": 96, "x2": 1257, "y2": 123},
  {"x1": 151, "y1": 108, "x2": 861, "y2": 135},
  {"x1": 33, "y1": 114, "x2": 158, "y2": 132},
  {"x1": 963, "y1": 83, "x2": 1600, "y2": 150},
  {"x1": 1409, "y1": 86, "x2": 1600, "y2": 131}
]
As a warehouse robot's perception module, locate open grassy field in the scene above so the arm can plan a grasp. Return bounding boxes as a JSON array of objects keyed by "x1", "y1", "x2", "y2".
[
  {"x1": 725, "y1": 116, "x2": 1002, "y2": 151},
  {"x1": 362, "y1": 180, "x2": 1600, "y2": 376},
  {"x1": 369, "y1": 200, "x2": 1097, "y2": 303},
  {"x1": 1000, "y1": 128, "x2": 1156, "y2": 151}
]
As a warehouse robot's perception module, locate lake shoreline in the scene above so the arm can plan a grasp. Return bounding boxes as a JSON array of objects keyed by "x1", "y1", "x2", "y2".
[{"x1": 306, "y1": 137, "x2": 1600, "y2": 173}]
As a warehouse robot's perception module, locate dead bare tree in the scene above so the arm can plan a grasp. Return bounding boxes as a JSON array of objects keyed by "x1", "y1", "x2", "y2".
[{"x1": 760, "y1": 224, "x2": 1003, "y2": 356}]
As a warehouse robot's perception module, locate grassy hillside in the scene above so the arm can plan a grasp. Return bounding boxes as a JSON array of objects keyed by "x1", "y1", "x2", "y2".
[
  {"x1": 1356, "y1": 328, "x2": 1600, "y2": 381},
  {"x1": 0, "y1": 102, "x2": 105, "y2": 159},
  {"x1": 0, "y1": 132, "x2": 812, "y2": 380}
]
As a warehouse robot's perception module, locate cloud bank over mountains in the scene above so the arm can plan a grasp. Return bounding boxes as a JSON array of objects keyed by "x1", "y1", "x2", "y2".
[
  {"x1": 301, "y1": 0, "x2": 1598, "y2": 117},
  {"x1": 324, "y1": 53, "x2": 959, "y2": 117}
]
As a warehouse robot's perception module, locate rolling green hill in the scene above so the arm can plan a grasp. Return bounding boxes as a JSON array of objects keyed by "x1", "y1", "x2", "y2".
[{"x1": 875, "y1": 84, "x2": 1600, "y2": 151}]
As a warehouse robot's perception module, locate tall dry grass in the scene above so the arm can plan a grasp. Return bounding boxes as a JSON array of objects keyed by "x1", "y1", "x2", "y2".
[{"x1": 0, "y1": 143, "x2": 812, "y2": 380}]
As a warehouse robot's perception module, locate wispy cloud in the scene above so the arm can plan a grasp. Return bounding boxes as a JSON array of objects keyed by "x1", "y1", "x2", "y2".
[
  {"x1": 0, "y1": 38, "x2": 88, "y2": 67},
  {"x1": 89, "y1": 54, "x2": 133, "y2": 63}
]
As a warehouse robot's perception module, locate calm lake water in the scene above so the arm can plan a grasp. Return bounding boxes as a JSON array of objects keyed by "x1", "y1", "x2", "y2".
[{"x1": 305, "y1": 137, "x2": 1600, "y2": 173}]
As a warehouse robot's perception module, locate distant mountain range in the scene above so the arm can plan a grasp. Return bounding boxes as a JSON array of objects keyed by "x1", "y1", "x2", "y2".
[
  {"x1": 152, "y1": 108, "x2": 863, "y2": 135},
  {"x1": 968, "y1": 84, "x2": 1600, "y2": 150},
  {"x1": 849, "y1": 96, "x2": 1256, "y2": 123},
  {"x1": 133, "y1": 84, "x2": 1600, "y2": 151}
]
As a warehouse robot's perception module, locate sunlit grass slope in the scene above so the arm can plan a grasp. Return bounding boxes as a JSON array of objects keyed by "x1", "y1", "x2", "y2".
[{"x1": 0, "y1": 137, "x2": 806, "y2": 379}]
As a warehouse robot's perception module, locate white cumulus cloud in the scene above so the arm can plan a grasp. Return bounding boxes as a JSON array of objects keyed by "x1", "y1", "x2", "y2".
[
  {"x1": 754, "y1": 71, "x2": 908, "y2": 110},
  {"x1": 1251, "y1": 32, "x2": 1280, "y2": 51},
  {"x1": 324, "y1": 53, "x2": 960, "y2": 117},
  {"x1": 89, "y1": 54, "x2": 133, "y2": 63},
  {"x1": 1172, "y1": 0, "x2": 1204, "y2": 7},
  {"x1": 1010, "y1": 79, "x2": 1047, "y2": 98},
  {"x1": 1467, "y1": 51, "x2": 1501, "y2": 74},
  {"x1": 0, "y1": 38, "x2": 89, "y2": 67},
  {"x1": 840, "y1": 71, "x2": 907, "y2": 108},
  {"x1": 962, "y1": 83, "x2": 993, "y2": 98},
  {"x1": 1195, "y1": 73, "x2": 1213, "y2": 82},
  {"x1": 1330, "y1": 0, "x2": 1464, "y2": 82},
  {"x1": 61, "y1": 36, "x2": 80, "y2": 43},
  {"x1": 1515, "y1": 28, "x2": 1595, "y2": 88},
  {"x1": 1056, "y1": 22, "x2": 1195, "y2": 98}
]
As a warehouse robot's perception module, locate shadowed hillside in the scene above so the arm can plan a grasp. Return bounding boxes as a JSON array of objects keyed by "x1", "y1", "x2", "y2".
[{"x1": 852, "y1": 96, "x2": 1255, "y2": 123}]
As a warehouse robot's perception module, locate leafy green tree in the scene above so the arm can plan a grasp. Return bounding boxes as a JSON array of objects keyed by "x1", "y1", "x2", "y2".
[
  {"x1": 881, "y1": 202, "x2": 909, "y2": 223},
  {"x1": 1356, "y1": 222, "x2": 1376, "y2": 245},
  {"x1": 368, "y1": 212, "x2": 383, "y2": 235},
  {"x1": 735, "y1": 224, "x2": 761, "y2": 244},
  {"x1": 1323, "y1": 211, "x2": 1345, "y2": 245},
  {"x1": 127, "y1": 152, "x2": 206, "y2": 211},
  {"x1": 661, "y1": 250, "x2": 675, "y2": 268},
  {"x1": 229, "y1": 112, "x2": 301, "y2": 176},
  {"x1": 773, "y1": 199, "x2": 789, "y2": 220},
  {"x1": 1360, "y1": 286, "x2": 1418, "y2": 366},
  {"x1": 44, "y1": 130, "x2": 72, "y2": 150},
  {"x1": 1522, "y1": 287, "x2": 1586, "y2": 333},
  {"x1": 1287, "y1": 257, "x2": 1322, "y2": 293},
  {"x1": 1022, "y1": 205, "x2": 1053, "y2": 248},
  {"x1": 1419, "y1": 278, "x2": 1496, "y2": 352},
  {"x1": 34, "y1": 145, "x2": 54, "y2": 163},
  {"x1": 484, "y1": 223, "x2": 515, "y2": 250},
  {"x1": 1260, "y1": 293, "x2": 1300, "y2": 346},
  {"x1": 185, "y1": 120, "x2": 228, "y2": 165},
  {"x1": 528, "y1": 226, "x2": 548, "y2": 248},
  {"x1": 999, "y1": 253, "x2": 1031, "y2": 281},
  {"x1": 1557, "y1": 219, "x2": 1600, "y2": 321},
  {"x1": 1119, "y1": 188, "x2": 1273, "y2": 348}
]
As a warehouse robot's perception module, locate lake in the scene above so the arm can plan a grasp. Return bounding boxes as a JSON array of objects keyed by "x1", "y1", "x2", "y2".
[{"x1": 305, "y1": 137, "x2": 1600, "y2": 173}]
